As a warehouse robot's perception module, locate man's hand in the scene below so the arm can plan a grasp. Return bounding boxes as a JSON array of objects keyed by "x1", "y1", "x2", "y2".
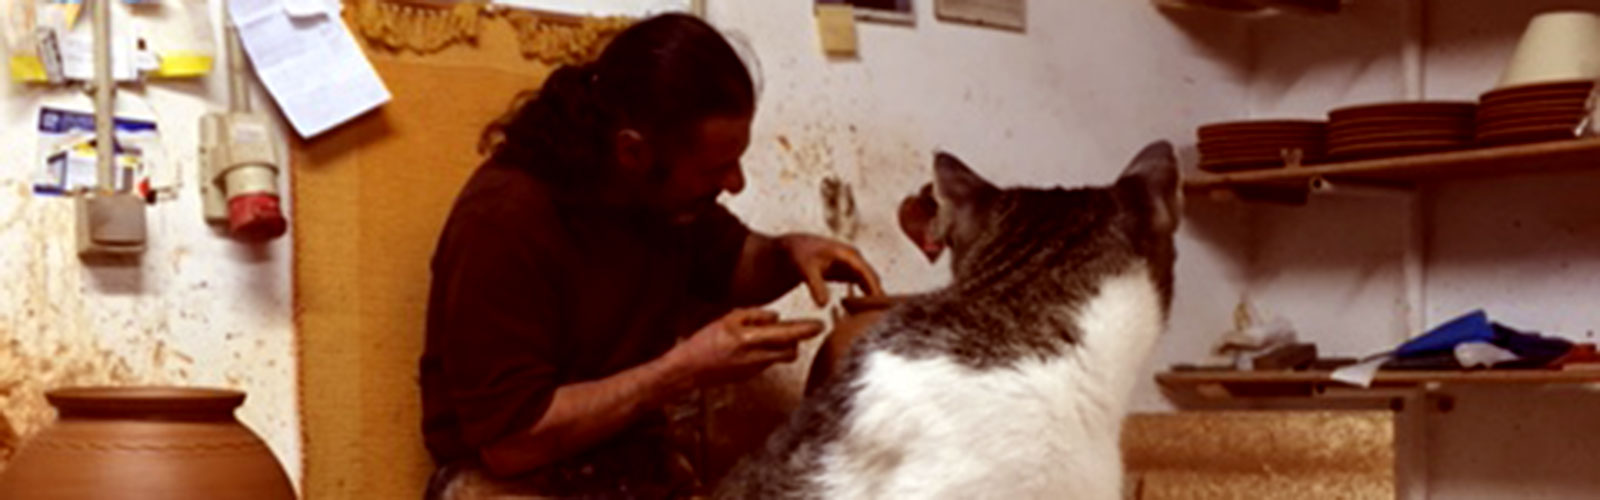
[
  {"x1": 666, "y1": 309, "x2": 825, "y2": 386},
  {"x1": 478, "y1": 309, "x2": 818, "y2": 476},
  {"x1": 779, "y1": 234, "x2": 885, "y2": 306}
]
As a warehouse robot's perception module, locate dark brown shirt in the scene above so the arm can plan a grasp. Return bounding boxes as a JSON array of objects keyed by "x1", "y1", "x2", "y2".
[{"x1": 420, "y1": 163, "x2": 749, "y2": 475}]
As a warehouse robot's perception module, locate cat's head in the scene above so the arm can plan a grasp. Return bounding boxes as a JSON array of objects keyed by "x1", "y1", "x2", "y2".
[{"x1": 898, "y1": 142, "x2": 1180, "y2": 300}]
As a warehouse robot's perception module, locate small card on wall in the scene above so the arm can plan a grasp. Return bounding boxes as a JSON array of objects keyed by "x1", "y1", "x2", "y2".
[
  {"x1": 937, "y1": 0, "x2": 1025, "y2": 31},
  {"x1": 818, "y1": 0, "x2": 913, "y2": 25},
  {"x1": 229, "y1": 0, "x2": 391, "y2": 138},
  {"x1": 815, "y1": 4, "x2": 858, "y2": 56}
]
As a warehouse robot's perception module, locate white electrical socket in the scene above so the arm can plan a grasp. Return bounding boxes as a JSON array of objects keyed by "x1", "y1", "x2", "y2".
[{"x1": 77, "y1": 192, "x2": 146, "y2": 258}]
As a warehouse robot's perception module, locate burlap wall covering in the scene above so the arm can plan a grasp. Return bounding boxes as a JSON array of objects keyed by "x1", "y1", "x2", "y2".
[{"x1": 292, "y1": 14, "x2": 557, "y2": 499}]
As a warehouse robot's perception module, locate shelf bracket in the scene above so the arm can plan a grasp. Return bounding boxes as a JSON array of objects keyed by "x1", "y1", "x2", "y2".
[{"x1": 1307, "y1": 176, "x2": 1415, "y2": 195}]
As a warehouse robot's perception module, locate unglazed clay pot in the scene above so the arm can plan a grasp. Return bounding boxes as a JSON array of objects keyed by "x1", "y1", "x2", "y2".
[
  {"x1": 805, "y1": 296, "x2": 907, "y2": 396},
  {"x1": 0, "y1": 387, "x2": 295, "y2": 500}
]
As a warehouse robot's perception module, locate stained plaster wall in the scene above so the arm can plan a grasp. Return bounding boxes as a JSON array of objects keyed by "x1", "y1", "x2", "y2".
[
  {"x1": 699, "y1": 0, "x2": 1253, "y2": 474},
  {"x1": 699, "y1": 0, "x2": 1600, "y2": 495},
  {"x1": 0, "y1": 1, "x2": 300, "y2": 486}
]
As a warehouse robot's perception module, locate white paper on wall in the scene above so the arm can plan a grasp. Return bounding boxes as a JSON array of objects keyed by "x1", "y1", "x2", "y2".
[
  {"x1": 58, "y1": 3, "x2": 140, "y2": 82},
  {"x1": 936, "y1": 0, "x2": 1025, "y2": 31},
  {"x1": 33, "y1": 106, "x2": 159, "y2": 195},
  {"x1": 228, "y1": 0, "x2": 390, "y2": 138}
]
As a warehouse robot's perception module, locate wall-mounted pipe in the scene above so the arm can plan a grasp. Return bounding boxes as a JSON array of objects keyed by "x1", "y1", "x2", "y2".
[
  {"x1": 1400, "y1": 0, "x2": 1425, "y2": 100},
  {"x1": 227, "y1": 16, "x2": 250, "y2": 114},
  {"x1": 92, "y1": 0, "x2": 114, "y2": 193}
]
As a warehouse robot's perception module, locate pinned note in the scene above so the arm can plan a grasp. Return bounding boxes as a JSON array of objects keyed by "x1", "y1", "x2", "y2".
[
  {"x1": 229, "y1": 0, "x2": 390, "y2": 138},
  {"x1": 815, "y1": 3, "x2": 857, "y2": 57},
  {"x1": 282, "y1": 0, "x2": 337, "y2": 18}
]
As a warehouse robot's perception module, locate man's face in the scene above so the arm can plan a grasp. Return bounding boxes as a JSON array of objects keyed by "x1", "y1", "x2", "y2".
[{"x1": 646, "y1": 114, "x2": 752, "y2": 224}]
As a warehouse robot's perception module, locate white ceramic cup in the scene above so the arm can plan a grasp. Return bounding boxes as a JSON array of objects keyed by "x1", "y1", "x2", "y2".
[{"x1": 1497, "y1": 11, "x2": 1600, "y2": 88}]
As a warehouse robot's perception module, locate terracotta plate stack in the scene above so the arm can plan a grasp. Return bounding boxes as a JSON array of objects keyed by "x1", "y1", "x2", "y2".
[
  {"x1": 1326, "y1": 101, "x2": 1476, "y2": 160},
  {"x1": 1197, "y1": 120, "x2": 1325, "y2": 172},
  {"x1": 1476, "y1": 80, "x2": 1596, "y2": 146}
]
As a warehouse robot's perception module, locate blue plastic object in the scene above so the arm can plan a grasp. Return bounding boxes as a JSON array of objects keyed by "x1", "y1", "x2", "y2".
[{"x1": 1397, "y1": 310, "x2": 1495, "y2": 358}]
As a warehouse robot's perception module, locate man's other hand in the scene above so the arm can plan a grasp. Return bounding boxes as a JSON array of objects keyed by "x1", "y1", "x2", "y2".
[
  {"x1": 779, "y1": 234, "x2": 885, "y2": 306},
  {"x1": 667, "y1": 309, "x2": 825, "y2": 386}
]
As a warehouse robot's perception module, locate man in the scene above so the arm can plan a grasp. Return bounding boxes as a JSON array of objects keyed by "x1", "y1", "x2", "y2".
[{"x1": 421, "y1": 14, "x2": 883, "y2": 499}]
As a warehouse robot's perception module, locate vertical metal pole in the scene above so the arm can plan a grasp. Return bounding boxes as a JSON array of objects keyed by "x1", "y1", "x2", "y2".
[
  {"x1": 93, "y1": 0, "x2": 115, "y2": 192},
  {"x1": 1403, "y1": 187, "x2": 1428, "y2": 339},
  {"x1": 1394, "y1": 391, "x2": 1432, "y2": 500},
  {"x1": 227, "y1": 11, "x2": 251, "y2": 113},
  {"x1": 1400, "y1": 0, "x2": 1425, "y2": 101}
]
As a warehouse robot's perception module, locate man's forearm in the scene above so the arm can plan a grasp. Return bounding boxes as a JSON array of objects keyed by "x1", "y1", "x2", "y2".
[{"x1": 478, "y1": 351, "x2": 695, "y2": 477}]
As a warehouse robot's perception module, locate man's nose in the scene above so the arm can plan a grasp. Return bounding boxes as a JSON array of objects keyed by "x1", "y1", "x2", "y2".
[{"x1": 722, "y1": 165, "x2": 746, "y2": 195}]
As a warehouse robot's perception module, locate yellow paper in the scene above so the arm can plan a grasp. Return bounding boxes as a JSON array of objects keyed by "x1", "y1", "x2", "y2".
[
  {"x1": 815, "y1": 4, "x2": 857, "y2": 56},
  {"x1": 62, "y1": 3, "x2": 81, "y2": 27},
  {"x1": 9, "y1": 56, "x2": 47, "y2": 82},
  {"x1": 152, "y1": 52, "x2": 213, "y2": 78}
]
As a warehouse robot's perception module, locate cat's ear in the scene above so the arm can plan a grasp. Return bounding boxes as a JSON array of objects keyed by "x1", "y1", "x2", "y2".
[
  {"x1": 901, "y1": 152, "x2": 996, "y2": 262},
  {"x1": 1116, "y1": 141, "x2": 1181, "y2": 234},
  {"x1": 898, "y1": 183, "x2": 945, "y2": 262},
  {"x1": 933, "y1": 152, "x2": 998, "y2": 208}
]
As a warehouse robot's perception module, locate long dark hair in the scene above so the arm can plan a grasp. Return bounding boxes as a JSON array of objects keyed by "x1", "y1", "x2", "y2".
[{"x1": 480, "y1": 14, "x2": 755, "y2": 186}]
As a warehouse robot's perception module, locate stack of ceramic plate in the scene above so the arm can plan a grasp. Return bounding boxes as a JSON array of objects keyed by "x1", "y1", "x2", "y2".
[
  {"x1": 1326, "y1": 101, "x2": 1476, "y2": 159},
  {"x1": 1197, "y1": 120, "x2": 1325, "y2": 172},
  {"x1": 1475, "y1": 80, "x2": 1596, "y2": 146}
]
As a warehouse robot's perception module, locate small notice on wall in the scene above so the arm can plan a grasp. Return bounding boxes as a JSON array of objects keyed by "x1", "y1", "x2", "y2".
[
  {"x1": 228, "y1": 0, "x2": 391, "y2": 138},
  {"x1": 936, "y1": 0, "x2": 1025, "y2": 31},
  {"x1": 816, "y1": 0, "x2": 913, "y2": 25},
  {"x1": 815, "y1": 4, "x2": 858, "y2": 56},
  {"x1": 33, "y1": 107, "x2": 160, "y2": 196}
]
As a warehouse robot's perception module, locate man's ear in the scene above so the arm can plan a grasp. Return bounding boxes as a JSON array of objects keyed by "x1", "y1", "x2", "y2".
[
  {"x1": 898, "y1": 184, "x2": 945, "y2": 262},
  {"x1": 614, "y1": 128, "x2": 654, "y2": 175}
]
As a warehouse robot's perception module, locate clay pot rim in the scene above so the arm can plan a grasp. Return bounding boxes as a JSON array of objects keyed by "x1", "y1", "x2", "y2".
[{"x1": 47, "y1": 386, "x2": 245, "y2": 417}]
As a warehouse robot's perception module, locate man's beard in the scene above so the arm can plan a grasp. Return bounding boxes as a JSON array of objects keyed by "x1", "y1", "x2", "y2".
[{"x1": 666, "y1": 196, "x2": 720, "y2": 225}]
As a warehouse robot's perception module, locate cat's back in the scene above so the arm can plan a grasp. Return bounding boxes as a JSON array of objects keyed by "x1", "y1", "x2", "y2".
[{"x1": 810, "y1": 271, "x2": 1159, "y2": 499}]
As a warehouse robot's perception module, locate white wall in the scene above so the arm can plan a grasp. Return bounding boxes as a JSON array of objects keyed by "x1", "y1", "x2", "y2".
[
  {"x1": 1234, "y1": 1, "x2": 1600, "y2": 498},
  {"x1": 1423, "y1": 0, "x2": 1600, "y2": 342},
  {"x1": 1241, "y1": 0, "x2": 1600, "y2": 347},
  {"x1": 0, "y1": 1, "x2": 300, "y2": 484}
]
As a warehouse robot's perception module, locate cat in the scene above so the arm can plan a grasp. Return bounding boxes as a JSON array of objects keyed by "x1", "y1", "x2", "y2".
[{"x1": 714, "y1": 141, "x2": 1180, "y2": 500}]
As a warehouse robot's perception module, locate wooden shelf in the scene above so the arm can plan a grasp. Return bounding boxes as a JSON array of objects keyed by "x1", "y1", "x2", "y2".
[
  {"x1": 1158, "y1": 368, "x2": 1600, "y2": 400},
  {"x1": 1161, "y1": 368, "x2": 1600, "y2": 386},
  {"x1": 1185, "y1": 138, "x2": 1600, "y2": 196}
]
